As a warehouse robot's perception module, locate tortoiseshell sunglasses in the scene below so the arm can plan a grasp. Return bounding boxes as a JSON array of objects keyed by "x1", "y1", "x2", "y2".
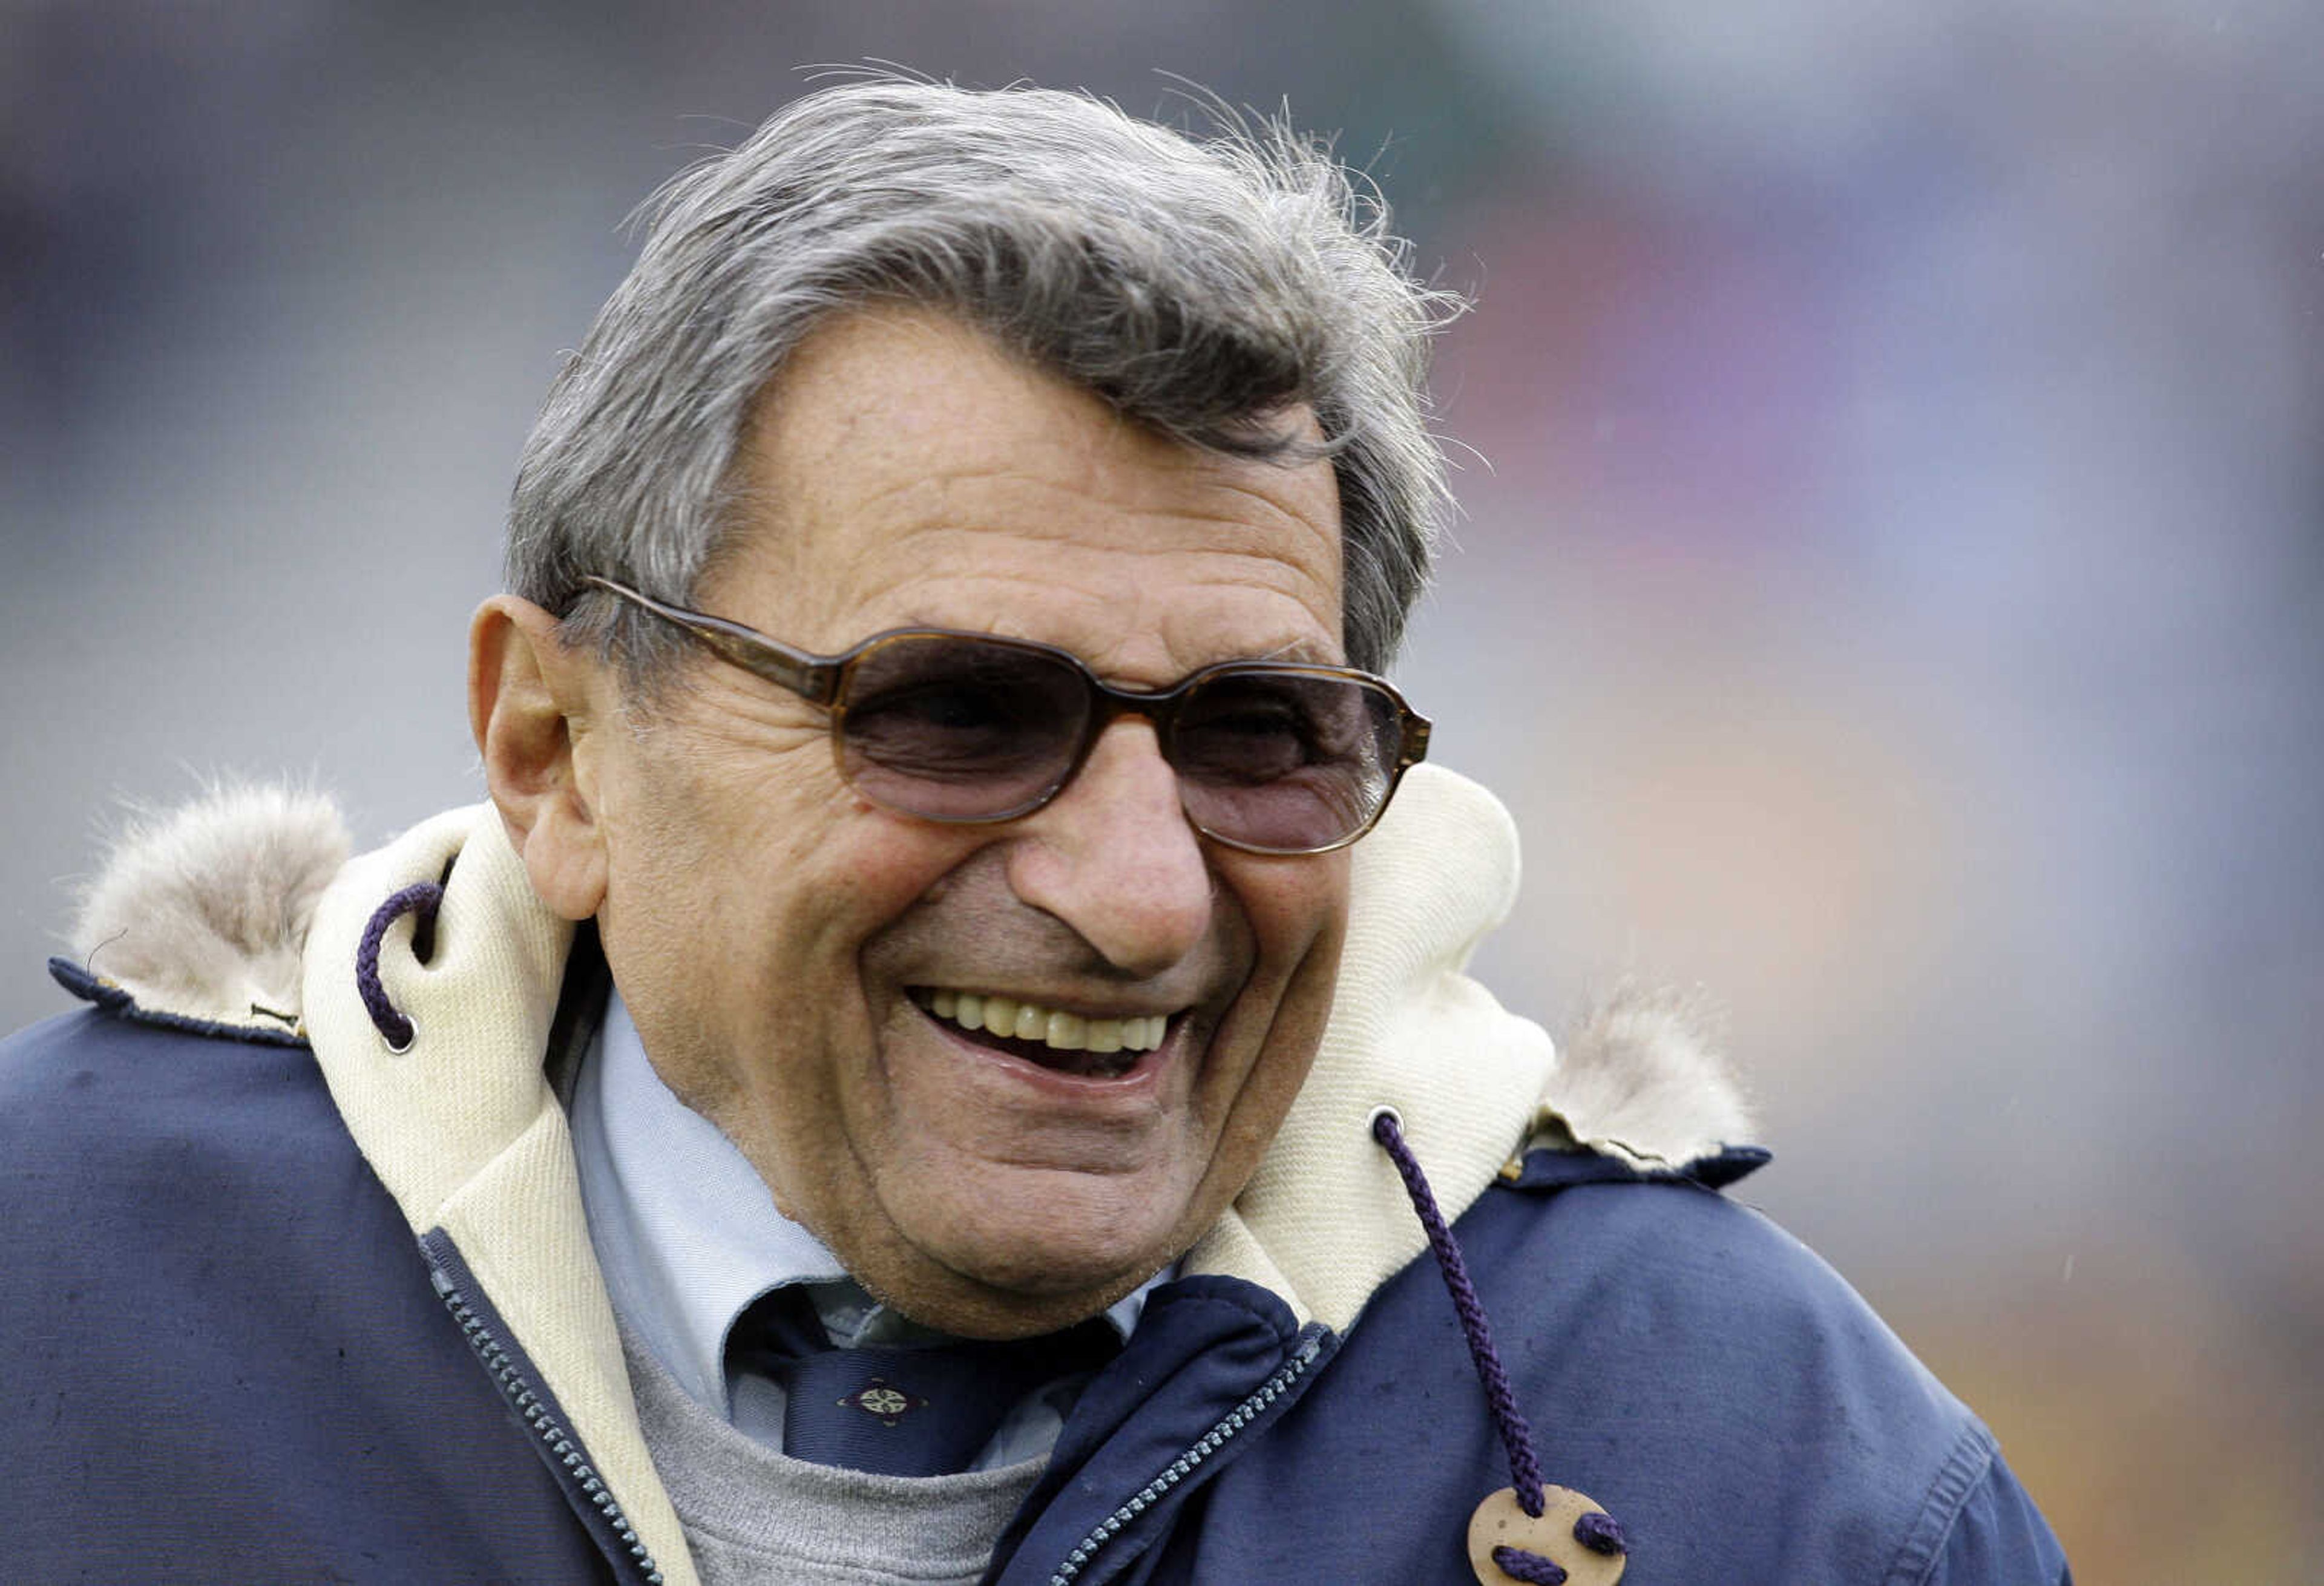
[{"x1": 584, "y1": 576, "x2": 1430, "y2": 855}]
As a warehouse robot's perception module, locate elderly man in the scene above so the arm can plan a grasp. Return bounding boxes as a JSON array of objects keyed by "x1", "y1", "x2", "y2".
[{"x1": 1, "y1": 81, "x2": 2067, "y2": 1584}]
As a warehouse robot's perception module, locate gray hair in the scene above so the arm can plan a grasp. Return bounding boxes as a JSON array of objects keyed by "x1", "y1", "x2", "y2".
[{"x1": 506, "y1": 78, "x2": 1463, "y2": 687}]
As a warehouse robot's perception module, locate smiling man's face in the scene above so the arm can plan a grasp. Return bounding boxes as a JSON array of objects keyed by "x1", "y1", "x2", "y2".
[{"x1": 576, "y1": 309, "x2": 1351, "y2": 1337}]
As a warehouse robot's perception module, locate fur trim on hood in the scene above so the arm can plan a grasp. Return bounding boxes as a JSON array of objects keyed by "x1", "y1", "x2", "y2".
[
  {"x1": 1542, "y1": 981, "x2": 1751, "y2": 1172},
  {"x1": 70, "y1": 785, "x2": 351, "y2": 1037}
]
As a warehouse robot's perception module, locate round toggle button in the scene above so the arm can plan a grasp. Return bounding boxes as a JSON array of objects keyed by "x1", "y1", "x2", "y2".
[{"x1": 1466, "y1": 1485, "x2": 1627, "y2": 1585}]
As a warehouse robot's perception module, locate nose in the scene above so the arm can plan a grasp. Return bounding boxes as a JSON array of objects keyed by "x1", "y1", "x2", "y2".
[{"x1": 1003, "y1": 717, "x2": 1214, "y2": 977}]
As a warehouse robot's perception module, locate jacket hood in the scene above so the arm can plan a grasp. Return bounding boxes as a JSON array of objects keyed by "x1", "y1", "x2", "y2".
[
  {"x1": 64, "y1": 770, "x2": 1756, "y2": 1314},
  {"x1": 65, "y1": 768, "x2": 1752, "y2": 1181}
]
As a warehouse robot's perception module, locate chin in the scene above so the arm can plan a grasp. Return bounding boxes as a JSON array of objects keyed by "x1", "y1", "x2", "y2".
[{"x1": 880, "y1": 1182, "x2": 1196, "y2": 1334}]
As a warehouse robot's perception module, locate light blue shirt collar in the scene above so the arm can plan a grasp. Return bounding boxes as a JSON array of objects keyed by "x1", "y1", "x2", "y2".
[{"x1": 570, "y1": 986, "x2": 1165, "y2": 1420}]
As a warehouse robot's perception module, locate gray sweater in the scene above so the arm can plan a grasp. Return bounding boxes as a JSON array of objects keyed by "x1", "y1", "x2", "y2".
[{"x1": 622, "y1": 1321, "x2": 1044, "y2": 1584}]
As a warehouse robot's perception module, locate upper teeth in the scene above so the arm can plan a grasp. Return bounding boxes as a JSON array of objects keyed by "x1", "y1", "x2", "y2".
[{"x1": 924, "y1": 989, "x2": 1168, "y2": 1054}]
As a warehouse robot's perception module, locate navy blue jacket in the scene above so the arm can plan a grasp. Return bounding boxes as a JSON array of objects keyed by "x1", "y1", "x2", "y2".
[{"x1": 2, "y1": 977, "x2": 2069, "y2": 1584}]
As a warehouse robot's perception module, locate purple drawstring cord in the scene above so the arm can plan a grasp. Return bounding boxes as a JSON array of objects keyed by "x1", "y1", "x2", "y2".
[
  {"x1": 1371, "y1": 1107, "x2": 1627, "y2": 1582},
  {"x1": 355, "y1": 882, "x2": 442, "y2": 1050},
  {"x1": 1371, "y1": 1107, "x2": 1548, "y2": 1512}
]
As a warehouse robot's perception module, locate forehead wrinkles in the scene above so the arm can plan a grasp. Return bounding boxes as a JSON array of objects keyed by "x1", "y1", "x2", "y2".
[
  {"x1": 720, "y1": 318, "x2": 1344, "y2": 663},
  {"x1": 767, "y1": 392, "x2": 1340, "y2": 555},
  {"x1": 716, "y1": 470, "x2": 1343, "y2": 663},
  {"x1": 872, "y1": 523, "x2": 1334, "y2": 600}
]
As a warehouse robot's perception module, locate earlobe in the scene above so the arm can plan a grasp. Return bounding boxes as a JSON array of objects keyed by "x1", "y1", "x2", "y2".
[{"x1": 468, "y1": 595, "x2": 609, "y2": 920}]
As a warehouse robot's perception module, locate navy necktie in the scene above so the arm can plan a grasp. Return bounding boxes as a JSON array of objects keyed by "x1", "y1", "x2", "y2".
[{"x1": 728, "y1": 1288, "x2": 1117, "y2": 1477}]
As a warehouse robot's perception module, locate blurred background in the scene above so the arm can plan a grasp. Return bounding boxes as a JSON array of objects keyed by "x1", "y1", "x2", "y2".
[{"x1": 4, "y1": 2, "x2": 2318, "y2": 1577}]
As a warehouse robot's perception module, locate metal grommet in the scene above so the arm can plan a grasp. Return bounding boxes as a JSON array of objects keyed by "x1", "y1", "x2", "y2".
[
  {"x1": 382, "y1": 1018, "x2": 417, "y2": 1056},
  {"x1": 1367, "y1": 1104, "x2": 1405, "y2": 1133}
]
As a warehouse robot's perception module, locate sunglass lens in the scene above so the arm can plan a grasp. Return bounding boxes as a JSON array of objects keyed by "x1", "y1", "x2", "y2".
[
  {"x1": 837, "y1": 637, "x2": 1089, "y2": 819},
  {"x1": 1170, "y1": 673, "x2": 1400, "y2": 851}
]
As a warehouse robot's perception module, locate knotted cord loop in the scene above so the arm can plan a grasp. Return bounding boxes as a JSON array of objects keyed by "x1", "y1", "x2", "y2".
[
  {"x1": 1573, "y1": 1510, "x2": 1629, "y2": 1556},
  {"x1": 355, "y1": 882, "x2": 442, "y2": 1052},
  {"x1": 1489, "y1": 1545, "x2": 1569, "y2": 1584},
  {"x1": 1374, "y1": 1107, "x2": 1633, "y2": 1584},
  {"x1": 1371, "y1": 1106, "x2": 1548, "y2": 1515}
]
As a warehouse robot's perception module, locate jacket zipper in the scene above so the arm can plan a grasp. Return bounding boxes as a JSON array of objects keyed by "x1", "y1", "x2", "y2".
[
  {"x1": 1046, "y1": 1331, "x2": 1324, "y2": 1586},
  {"x1": 428, "y1": 1263, "x2": 668, "y2": 1585}
]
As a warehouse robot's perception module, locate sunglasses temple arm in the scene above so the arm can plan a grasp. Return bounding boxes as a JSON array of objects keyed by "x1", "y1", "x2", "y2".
[
  {"x1": 585, "y1": 575, "x2": 843, "y2": 704},
  {"x1": 681, "y1": 621, "x2": 844, "y2": 704}
]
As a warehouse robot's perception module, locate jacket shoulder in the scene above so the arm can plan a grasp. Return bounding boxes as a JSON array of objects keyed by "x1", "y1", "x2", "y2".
[
  {"x1": 1471, "y1": 1172, "x2": 2066, "y2": 1581},
  {"x1": 1164, "y1": 1165, "x2": 2066, "y2": 1584},
  {"x1": 0, "y1": 998, "x2": 607, "y2": 1579},
  {"x1": 0, "y1": 999, "x2": 374, "y2": 1291}
]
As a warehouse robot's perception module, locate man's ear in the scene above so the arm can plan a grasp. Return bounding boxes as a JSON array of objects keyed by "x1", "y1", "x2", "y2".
[{"x1": 469, "y1": 595, "x2": 611, "y2": 921}]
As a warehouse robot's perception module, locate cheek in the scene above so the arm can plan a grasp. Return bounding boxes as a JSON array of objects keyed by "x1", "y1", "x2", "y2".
[
  {"x1": 1234, "y1": 851, "x2": 1350, "y2": 991},
  {"x1": 676, "y1": 795, "x2": 985, "y2": 1092},
  {"x1": 619, "y1": 738, "x2": 875, "y2": 942},
  {"x1": 1207, "y1": 851, "x2": 1349, "y2": 1126},
  {"x1": 594, "y1": 739, "x2": 846, "y2": 1061}
]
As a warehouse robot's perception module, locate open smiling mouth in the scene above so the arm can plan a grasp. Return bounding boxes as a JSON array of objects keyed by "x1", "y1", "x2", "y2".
[{"x1": 910, "y1": 988, "x2": 1172, "y2": 1080}]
